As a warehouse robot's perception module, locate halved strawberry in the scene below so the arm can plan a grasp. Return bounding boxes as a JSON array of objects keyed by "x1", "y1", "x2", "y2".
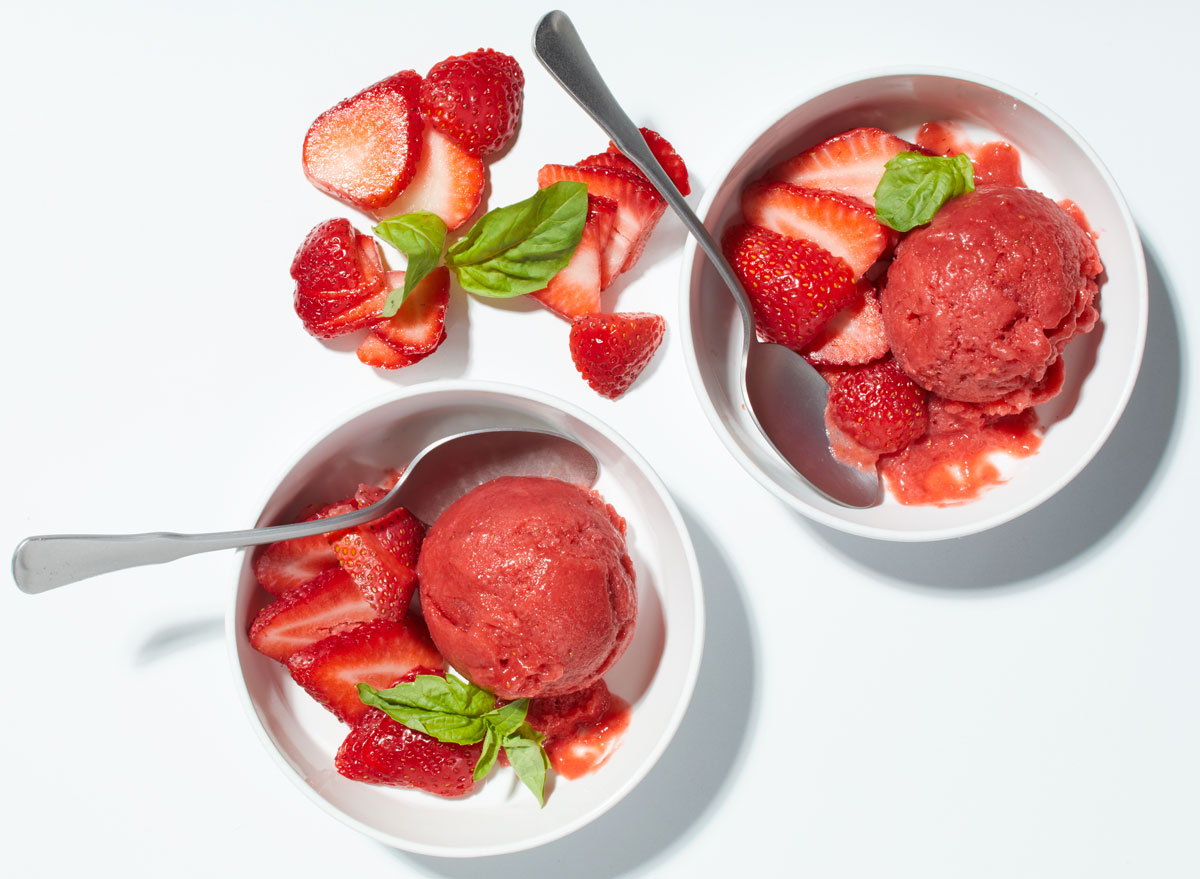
[
  {"x1": 287, "y1": 619, "x2": 445, "y2": 724},
  {"x1": 569, "y1": 312, "x2": 665, "y2": 399},
  {"x1": 252, "y1": 496, "x2": 356, "y2": 596},
  {"x1": 303, "y1": 71, "x2": 424, "y2": 211},
  {"x1": 370, "y1": 128, "x2": 485, "y2": 230},
  {"x1": 722, "y1": 223, "x2": 858, "y2": 352},
  {"x1": 741, "y1": 181, "x2": 892, "y2": 278},
  {"x1": 335, "y1": 668, "x2": 482, "y2": 795},
  {"x1": 827, "y1": 356, "x2": 929, "y2": 454},
  {"x1": 249, "y1": 568, "x2": 383, "y2": 664},
  {"x1": 531, "y1": 195, "x2": 617, "y2": 319},
  {"x1": 418, "y1": 49, "x2": 524, "y2": 157},
  {"x1": 537, "y1": 164, "x2": 665, "y2": 289},
  {"x1": 770, "y1": 127, "x2": 915, "y2": 206},
  {"x1": 291, "y1": 220, "x2": 390, "y2": 338},
  {"x1": 803, "y1": 279, "x2": 890, "y2": 366},
  {"x1": 607, "y1": 127, "x2": 690, "y2": 195},
  {"x1": 331, "y1": 485, "x2": 424, "y2": 617},
  {"x1": 356, "y1": 266, "x2": 450, "y2": 369}
]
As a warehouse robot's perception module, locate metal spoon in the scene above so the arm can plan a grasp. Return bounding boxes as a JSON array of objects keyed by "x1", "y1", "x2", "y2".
[
  {"x1": 532, "y1": 11, "x2": 882, "y2": 508},
  {"x1": 11, "y1": 428, "x2": 599, "y2": 594}
]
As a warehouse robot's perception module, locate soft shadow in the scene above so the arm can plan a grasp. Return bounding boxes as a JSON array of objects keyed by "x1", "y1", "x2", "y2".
[
  {"x1": 396, "y1": 503, "x2": 759, "y2": 877},
  {"x1": 810, "y1": 242, "x2": 1185, "y2": 592},
  {"x1": 133, "y1": 615, "x2": 225, "y2": 665}
]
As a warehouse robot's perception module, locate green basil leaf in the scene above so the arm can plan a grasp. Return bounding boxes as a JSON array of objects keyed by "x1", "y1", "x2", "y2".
[
  {"x1": 372, "y1": 212, "x2": 448, "y2": 317},
  {"x1": 502, "y1": 726, "x2": 551, "y2": 808},
  {"x1": 474, "y1": 725, "x2": 500, "y2": 782},
  {"x1": 874, "y1": 152, "x2": 975, "y2": 232},
  {"x1": 356, "y1": 676, "x2": 497, "y2": 745},
  {"x1": 445, "y1": 181, "x2": 588, "y2": 298},
  {"x1": 485, "y1": 699, "x2": 529, "y2": 739}
]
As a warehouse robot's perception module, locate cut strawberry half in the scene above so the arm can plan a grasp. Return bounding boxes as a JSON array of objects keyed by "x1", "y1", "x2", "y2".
[
  {"x1": 249, "y1": 568, "x2": 382, "y2": 664},
  {"x1": 291, "y1": 220, "x2": 390, "y2": 338},
  {"x1": 827, "y1": 356, "x2": 929, "y2": 454},
  {"x1": 803, "y1": 279, "x2": 890, "y2": 366},
  {"x1": 356, "y1": 266, "x2": 450, "y2": 369},
  {"x1": 770, "y1": 127, "x2": 915, "y2": 206},
  {"x1": 537, "y1": 164, "x2": 665, "y2": 289},
  {"x1": 303, "y1": 71, "x2": 424, "y2": 211},
  {"x1": 331, "y1": 484, "x2": 424, "y2": 618},
  {"x1": 607, "y1": 127, "x2": 690, "y2": 195},
  {"x1": 287, "y1": 618, "x2": 445, "y2": 724},
  {"x1": 418, "y1": 48, "x2": 524, "y2": 158},
  {"x1": 531, "y1": 195, "x2": 617, "y2": 319},
  {"x1": 370, "y1": 128, "x2": 485, "y2": 230},
  {"x1": 741, "y1": 181, "x2": 892, "y2": 278},
  {"x1": 569, "y1": 312, "x2": 666, "y2": 399},
  {"x1": 252, "y1": 496, "x2": 356, "y2": 595}
]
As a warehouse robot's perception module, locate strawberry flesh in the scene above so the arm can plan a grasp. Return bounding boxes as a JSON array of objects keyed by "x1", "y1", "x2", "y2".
[
  {"x1": 803, "y1": 279, "x2": 889, "y2": 366},
  {"x1": 370, "y1": 128, "x2": 485, "y2": 230},
  {"x1": 249, "y1": 568, "x2": 381, "y2": 663},
  {"x1": 770, "y1": 127, "x2": 916, "y2": 207},
  {"x1": 252, "y1": 496, "x2": 355, "y2": 595},
  {"x1": 287, "y1": 618, "x2": 445, "y2": 725},
  {"x1": 303, "y1": 71, "x2": 424, "y2": 211},
  {"x1": 356, "y1": 266, "x2": 450, "y2": 369},
  {"x1": 531, "y1": 195, "x2": 616, "y2": 319}
]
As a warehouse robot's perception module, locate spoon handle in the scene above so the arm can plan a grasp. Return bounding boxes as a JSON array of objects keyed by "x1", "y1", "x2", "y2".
[{"x1": 532, "y1": 10, "x2": 755, "y2": 332}]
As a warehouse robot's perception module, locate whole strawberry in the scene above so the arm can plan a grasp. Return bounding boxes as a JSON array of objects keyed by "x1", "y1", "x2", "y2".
[
  {"x1": 827, "y1": 357, "x2": 929, "y2": 453},
  {"x1": 722, "y1": 223, "x2": 858, "y2": 352},
  {"x1": 569, "y1": 312, "x2": 665, "y2": 399},
  {"x1": 419, "y1": 49, "x2": 524, "y2": 157}
]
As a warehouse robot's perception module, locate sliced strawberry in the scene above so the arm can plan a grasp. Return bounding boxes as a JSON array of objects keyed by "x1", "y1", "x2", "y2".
[
  {"x1": 370, "y1": 128, "x2": 485, "y2": 230},
  {"x1": 569, "y1": 312, "x2": 666, "y2": 399},
  {"x1": 803, "y1": 279, "x2": 890, "y2": 366},
  {"x1": 577, "y1": 151, "x2": 643, "y2": 177},
  {"x1": 770, "y1": 127, "x2": 915, "y2": 206},
  {"x1": 331, "y1": 485, "x2": 424, "y2": 617},
  {"x1": 741, "y1": 181, "x2": 892, "y2": 278},
  {"x1": 722, "y1": 223, "x2": 858, "y2": 351},
  {"x1": 827, "y1": 357, "x2": 929, "y2": 454},
  {"x1": 287, "y1": 619, "x2": 445, "y2": 724},
  {"x1": 291, "y1": 220, "x2": 390, "y2": 338},
  {"x1": 249, "y1": 568, "x2": 382, "y2": 664},
  {"x1": 356, "y1": 266, "x2": 450, "y2": 369},
  {"x1": 252, "y1": 497, "x2": 356, "y2": 596},
  {"x1": 607, "y1": 127, "x2": 690, "y2": 195},
  {"x1": 537, "y1": 164, "x2": 665, "y2": 288},
  {"x1": 335, "y1": 669, "x2": 481, "y2": 795},
  {"x1": 530, "y1": 196, "x2": 616, "y2": 319},
  {"x1": 303, "y1": 71, "x2": 424, "y2": 211},
  {"x1": 418, "y1": 49, "x2": 524, "y2": 157},
  {"x1": 350, "y1": 485, "x2": 424, "y2": 568}
]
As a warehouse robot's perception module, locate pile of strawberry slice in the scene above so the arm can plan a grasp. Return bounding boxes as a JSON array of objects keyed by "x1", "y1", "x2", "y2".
[
  {"x1": 292, "y1": 50, "x2": 518, "y2": 369},
  {"x1": 723, "y1": 126, "x2": 934, "y2": 466}
]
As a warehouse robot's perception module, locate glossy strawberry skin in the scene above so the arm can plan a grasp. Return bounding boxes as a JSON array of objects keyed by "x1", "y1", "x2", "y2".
[
  {"x1": 252, "y1": 496, "x2": 356, "y2": 595},
  {"x1": 419, "y1": 49, "x2": 524, "y2": 157},
  {"x1": 356, "y1": 266, "x2": 450, "y2": 369},
  {"x1": 291, "y1": 220, "x2": 389, "y2": 339},
  {"x1": 605, "y1": 127, "x2": 690, "y2": 195},
  {"x1": 827, "y1": 357, "x2": 929, "y2": 453},
  {"x1": 723, "y1": 223, "x2": 858, "y2": 352},
  {"x1": 303, "y1": 71, "x2": 424, "y2": 211},
  {"x1": 569, "y1": 312, "x2": 666, "y2": 399}
]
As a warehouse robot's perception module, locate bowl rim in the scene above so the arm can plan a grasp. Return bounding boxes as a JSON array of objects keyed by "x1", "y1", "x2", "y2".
[
  {"x1": 677, "y1": 65, "x2": 1149, "y2": 541},
  {"x1": 224, "y1": 378, "x2": 706, "y2": 856}
]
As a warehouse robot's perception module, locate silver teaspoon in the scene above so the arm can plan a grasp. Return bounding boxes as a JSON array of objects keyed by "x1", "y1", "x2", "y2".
[
  {"x1": 532, "y1": 10, "x2": 881, "y2": 508},
  {"x1": 12, "y1": 428, "x2": 599, "y2": 594}
]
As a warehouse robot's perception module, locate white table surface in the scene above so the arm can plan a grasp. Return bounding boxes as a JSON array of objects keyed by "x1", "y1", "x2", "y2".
[{"x1": 4, "y1": 1, "x2": 1196, "y2": 876}]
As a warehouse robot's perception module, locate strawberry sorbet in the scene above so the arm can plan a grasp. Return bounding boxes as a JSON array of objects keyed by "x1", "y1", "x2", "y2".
[
  {"x1": 882, "y1": 185, "x2": 1101, "y2": 406},
  {"x1": 416, "y1": 476, "x2": 636, "y2": 700}
]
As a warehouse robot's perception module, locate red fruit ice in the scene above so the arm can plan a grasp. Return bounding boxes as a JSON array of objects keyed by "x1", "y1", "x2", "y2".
[
  {"x1": 526, "y1": 679, "x2": 612, "y2": 741},
  {"x1": 252, "y1": 496, "x2": 356, "y2": 595},
  {"x1": 606, "y1": 127, "x2": 691, "y2": 195},
  {"x1": 356, "y1": 266, "x2": 450, "y2": 369},
  {"x1": 249, "y1": 567, "x2": 384, "y2": 664},
  {"x1": 303, "y1": 71, "x2": 424, "y2": 211},
  {"x1": 370, "y1": 128, "x2": 485, "y2": 230},
  {"x1": 827, "y1": 357, "x2": 929, "y2": 454},
  {"x1": 770, "y1": 127, "x2": 916, "y2": 206},
  {"x1": 286, "y1": 618, "x2": 445, "y2": 725},
  {"x1": 569, "y1": 312, "x2": 665, "y2": 400},
  {"x1": 531, "y1": 195, "x2": 617, "y2": 319},
  {"x1": 722, "y1": 223, "x2": 858, "y2": 352},
  {"x1": 741, "y1": 180, "x2": 891, "y2": 278},
  {"x1": 419, "y1": 48, "x2": 524, "y2": 157},
  {"x1": 803, "y1": 279, "x2": 890, "y2": 366},
  {"x1": 335, "y1": 669, "x2": 482, "y2": 797},
  {"x1": 290, "y1": 219, "x2": 390, "y2": 339},
  {"x1": 537, "y1": 163, "x2": 666, "y2": 288}
]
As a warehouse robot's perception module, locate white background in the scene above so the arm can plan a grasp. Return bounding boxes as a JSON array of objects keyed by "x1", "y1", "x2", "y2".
[{"x1": 3, "y1": 1, "x2": 1196, "y2": 876}]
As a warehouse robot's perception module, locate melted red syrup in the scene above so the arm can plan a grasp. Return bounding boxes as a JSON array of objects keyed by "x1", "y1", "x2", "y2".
[
  {"x1": 916, "y1": 121, "x2": 1025, "y2": 187},
  {"x1": 544, "y1": 694, "x2": 631, "y2": 779},
  {"x1": 879, "y1": 411, "x2": 1042, "y2": 506}
]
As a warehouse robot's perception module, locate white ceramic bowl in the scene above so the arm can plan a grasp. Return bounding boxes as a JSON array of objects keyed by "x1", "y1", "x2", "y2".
[
  {"x1": 680, "y1": 68, "x2": 1147, "y2": 541},
  {"x1": 227, "y1": 381, "x2": 703, "y2": 856}
]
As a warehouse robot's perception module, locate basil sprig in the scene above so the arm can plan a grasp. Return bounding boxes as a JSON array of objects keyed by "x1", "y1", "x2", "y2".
[
  {"x1": 372, "y1": 211, "x2": 448, "y2": 317},
  {"x1": 874, "y1": 152, "x2": 975, "y2": 232}
]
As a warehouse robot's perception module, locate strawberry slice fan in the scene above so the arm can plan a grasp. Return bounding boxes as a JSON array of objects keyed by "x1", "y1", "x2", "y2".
[{"x1": 532, "y1": 10, "x2": 882, "y2": 508}]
